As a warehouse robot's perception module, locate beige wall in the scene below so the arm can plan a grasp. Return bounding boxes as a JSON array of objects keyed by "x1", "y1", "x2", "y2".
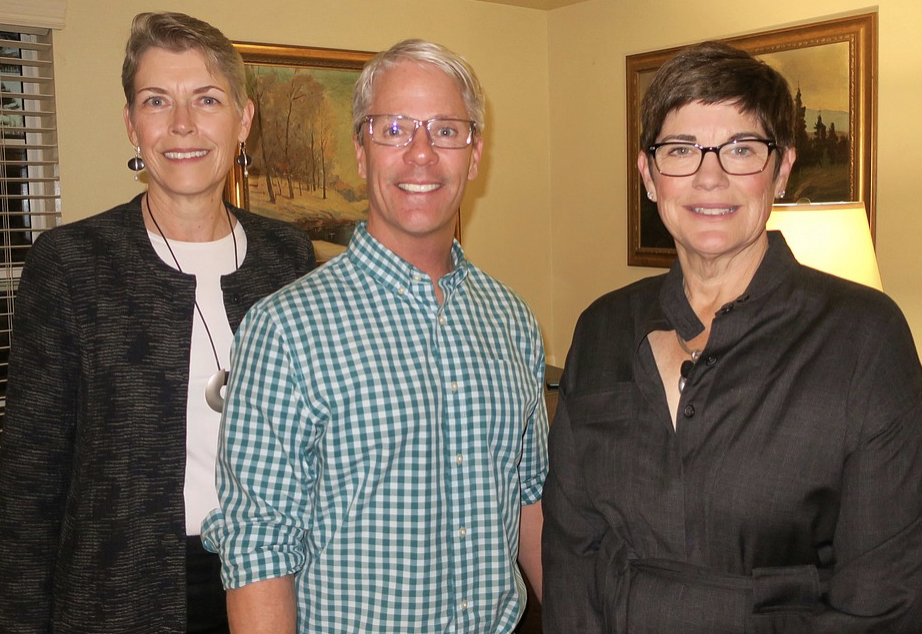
[
  {"x1": 53, "y1": 0, "x2": 922, "y2": 365},
  {"x1": 547, "y1": 0, "x2": 922, "y2": 362}
]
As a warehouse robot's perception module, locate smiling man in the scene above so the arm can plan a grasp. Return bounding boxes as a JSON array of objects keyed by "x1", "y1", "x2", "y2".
[{"x1": 202, "y1": 40, "x2": 548, "y2": 633}]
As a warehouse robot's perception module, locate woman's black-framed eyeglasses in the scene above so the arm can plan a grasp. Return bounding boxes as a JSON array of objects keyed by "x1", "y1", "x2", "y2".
[{"x1": 649, "y1": 139, "x2": 778, "y2": 176}]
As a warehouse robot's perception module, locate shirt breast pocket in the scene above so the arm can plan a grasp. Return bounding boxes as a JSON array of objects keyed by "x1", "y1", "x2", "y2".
[{"x1": 461, "y1": 357, "x2": 536, "y2": 460}]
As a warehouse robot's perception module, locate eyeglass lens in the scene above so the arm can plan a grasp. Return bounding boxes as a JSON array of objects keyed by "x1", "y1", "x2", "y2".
[
  {"x1": 653, "y1": 140, "x2": 772, "y2": 176},
  {"x1": 367, "y1": 116, "x2": 473, "y2": 149}
]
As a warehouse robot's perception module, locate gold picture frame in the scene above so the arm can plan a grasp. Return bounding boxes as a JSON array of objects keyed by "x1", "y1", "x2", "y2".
[
  {"x1": 224, "y1": 42, "x2": 374, "y2": 262},
  {"x1": 626, "y1": 12, "x2": 877, "y2": 268}
]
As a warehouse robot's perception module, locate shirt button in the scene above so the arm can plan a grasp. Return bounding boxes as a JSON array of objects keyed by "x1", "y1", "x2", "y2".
[
  {"x1": 438, "y1": 315, "x2": 447, "y2": 326},
  {"x1": 706, "y1": 355, "x2": 717, "y2": 366},
  {"x1": 397, "y1": 286, "x2": 406, "y2": 295},
  {"x1": 456, "y1": 454, "x2": 463, "y2": 465},
  {"x1": 461, "y1": 599, "x2": 469, "y2": 610},
  {"x1": 412, "y1": 273, "x2": 424, "y2": 281},
  {"x1": 683, "y1": 404, "x2": 695, "y2": 418},
  {"x1": 450, "y1": 381, "x2": 458, "y2": 391},
  {"x1": 459, "y1": 526, "x2": 467, "y2": 538}
]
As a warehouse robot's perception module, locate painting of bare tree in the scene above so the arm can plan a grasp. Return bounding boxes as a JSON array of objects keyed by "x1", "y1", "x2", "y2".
[{"x1": 224, "y1": 43, "x2": 375, "y2": 261}]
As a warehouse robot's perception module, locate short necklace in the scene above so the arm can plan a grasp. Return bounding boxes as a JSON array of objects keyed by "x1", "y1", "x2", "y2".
[
  {"x1": 146, "y1": 195, "x2": 238, "y2": 413},
  {"x1": 676, "y1": 331, "x2": 702, "y2": 393}
]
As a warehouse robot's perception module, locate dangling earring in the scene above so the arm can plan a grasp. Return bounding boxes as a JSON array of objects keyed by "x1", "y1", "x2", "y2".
[
  {"x1": 127, "y1": 146, "x2": 145, "y2": 180},
  {"x1": 236, "y1": 141, "x2": 252, "y2": 178}
]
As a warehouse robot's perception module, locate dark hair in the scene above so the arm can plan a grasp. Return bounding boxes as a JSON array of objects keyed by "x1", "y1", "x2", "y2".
[
  {"x1": 122, "y1": 12, "x2": 247, "y2": 112},
  {"x1": 640, "y1": 41, "x2": 794, "y2": 156}
]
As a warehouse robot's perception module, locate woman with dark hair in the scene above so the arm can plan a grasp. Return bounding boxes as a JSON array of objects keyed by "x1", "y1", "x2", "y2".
[
  {"x1": 0, "y1": 12, "x2": 314, "y2": 633},
  {"x1": 543, "y1": 41, "x2": 922, "y2": 633}
]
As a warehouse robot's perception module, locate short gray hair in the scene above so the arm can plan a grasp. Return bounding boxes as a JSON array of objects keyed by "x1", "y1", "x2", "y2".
[
  {"x1": 352, "y1": 39, "x2": 485, "y2": 139},
  {"x1": 122, "y1": 12, "x2": 247, "y2": 113}
]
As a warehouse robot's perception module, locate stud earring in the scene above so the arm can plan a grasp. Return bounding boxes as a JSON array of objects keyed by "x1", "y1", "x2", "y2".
[
  {"x1": 236, "y1": 141, "x2": 252, "y2": 178},
  {"x1": 646, "y1": 190, "x2": 655, "y2": 202},
  {"x1": 127, "y1": 146, "x2": 145, "y2": 180},
  {"x1": 776, "y1": 189, "x2": 786, "y2": 199}
]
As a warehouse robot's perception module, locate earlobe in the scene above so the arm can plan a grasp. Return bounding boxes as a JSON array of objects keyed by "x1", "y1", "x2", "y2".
[
  {"x1": 239, "y1": 100, "x2": 255, "y2": 141},
  {"x1": 354, "y1": 135, "x2": 367, "y2": 179},
  {"x1": 775, "y1": 147, "x2": 797, "y2": 194},
  {"x1": 123, "y1": 105, "x2": 138, "y2": 146},
  {"x1": 637, "y1": 151, "x2": 657, "y2": 201},
  {"x1": 467, "y1": 136, "x2": 484, "y2": 181}
]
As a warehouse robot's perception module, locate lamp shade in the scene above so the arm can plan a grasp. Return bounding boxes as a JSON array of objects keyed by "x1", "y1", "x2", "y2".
[{"x1": 766, "y1": 202, "x2": 882, "y2": 290}]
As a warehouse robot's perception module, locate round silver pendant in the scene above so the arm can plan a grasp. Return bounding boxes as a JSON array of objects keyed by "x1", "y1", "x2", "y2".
[{"x1": 205, "y1": 369, "x2": 229, "y2": 413}]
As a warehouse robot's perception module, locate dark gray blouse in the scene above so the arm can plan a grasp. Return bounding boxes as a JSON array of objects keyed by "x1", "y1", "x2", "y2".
[
  {"x1": 0, "y1": 194, "x2": 315, "y2": 633},
  {"x1": 543, "y1": 232, "x2": 922, "y2": 633}
]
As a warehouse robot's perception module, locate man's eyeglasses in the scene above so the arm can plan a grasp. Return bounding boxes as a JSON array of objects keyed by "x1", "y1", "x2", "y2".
[
  {"x1": 362, "y1": 115, "x2": 476, "y2": 149},
  {"x1": 649, "y1": 139, "x2": 778, "y2": 177}
]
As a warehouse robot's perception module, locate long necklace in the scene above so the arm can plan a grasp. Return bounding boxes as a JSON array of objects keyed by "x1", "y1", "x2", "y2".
[
  {"x1": 676, "y1": 330, "x2": 702, "y2": 393},
  {"x1": 146, "y1": 195, "x2": 238, "y2": 413}
]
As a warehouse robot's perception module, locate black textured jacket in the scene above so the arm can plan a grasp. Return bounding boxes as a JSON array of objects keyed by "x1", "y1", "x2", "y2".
[{"x1": 0, "y1": 194, "x2": 315, "y2": 633}]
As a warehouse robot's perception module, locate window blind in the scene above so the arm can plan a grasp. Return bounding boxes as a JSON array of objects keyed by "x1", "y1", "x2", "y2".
[{"x1": 0, "y1": 26, "x2": 62, "y2": 429}]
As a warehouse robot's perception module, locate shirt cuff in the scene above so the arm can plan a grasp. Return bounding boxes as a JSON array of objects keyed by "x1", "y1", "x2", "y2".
[
  {"x1": 200, "y1": 507, "x2": 226, "y2": 554},
  {"x1": 521, "y1": 469, "x2": 547, "y2": 505}
]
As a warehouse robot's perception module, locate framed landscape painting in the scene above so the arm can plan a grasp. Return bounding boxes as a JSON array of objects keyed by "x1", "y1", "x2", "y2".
[
  {"x1": 224, "y1": 42, "x2": 374, "y2": 262},
  {"x1": 625, "y1": 13, "x2": 877, "y2": 267}
]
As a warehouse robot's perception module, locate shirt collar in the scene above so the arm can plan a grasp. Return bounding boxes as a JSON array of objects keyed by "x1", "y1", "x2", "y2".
[
  {"x1": 347, "y1": 222, "x2": 470, "y2": 297},
  {"x1": 654, "y1": 231, "x2": 800, "y2": 340}
]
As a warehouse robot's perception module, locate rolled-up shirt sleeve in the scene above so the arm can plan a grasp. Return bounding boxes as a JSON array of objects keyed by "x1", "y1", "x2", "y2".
[
  {"x1": 207, "y1": 304, "x2": 318, "y2": 589},
  {"x1": 519, "y1": 320, "x2": 549, "y2": 506}
]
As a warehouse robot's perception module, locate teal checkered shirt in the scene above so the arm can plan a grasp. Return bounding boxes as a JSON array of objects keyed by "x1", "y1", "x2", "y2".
[{"x1": 203, "y1": 223, "x2": 548, "y2": 633}]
